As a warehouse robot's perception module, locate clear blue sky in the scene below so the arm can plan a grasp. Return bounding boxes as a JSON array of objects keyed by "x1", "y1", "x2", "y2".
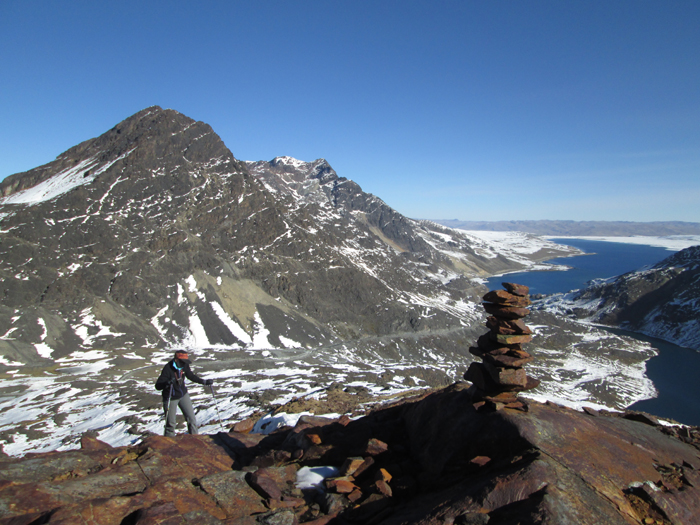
[{"x1": 1, "y1": 1, "x2": 699, "y2": 222}]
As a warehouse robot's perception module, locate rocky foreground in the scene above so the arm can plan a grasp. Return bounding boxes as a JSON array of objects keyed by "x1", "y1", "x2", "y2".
[{"x1": 2, "y1": 384, "x2": 699, "y2": 525}]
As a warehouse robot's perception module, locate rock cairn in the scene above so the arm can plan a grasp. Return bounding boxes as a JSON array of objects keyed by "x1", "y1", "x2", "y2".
[{"x1": 465, "y1": 282, "x2": 540, "y2": 411}]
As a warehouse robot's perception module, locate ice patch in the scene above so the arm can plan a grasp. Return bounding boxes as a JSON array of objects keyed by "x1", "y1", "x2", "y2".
[{"x1": 296, "y1": 466, "x2": 340, "y2": 490}]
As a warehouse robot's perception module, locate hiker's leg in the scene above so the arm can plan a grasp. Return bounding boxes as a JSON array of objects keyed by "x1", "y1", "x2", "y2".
[
  {"x1": 179, "y1": 393, "x2": 199, "y2": 435},
  {"x1": 164, "y1": 398, "x2": 178, "y2": 437}
]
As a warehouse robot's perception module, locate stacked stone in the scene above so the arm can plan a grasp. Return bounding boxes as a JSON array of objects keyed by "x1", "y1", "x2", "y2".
[{"x1": 464, "y1": 282, "x2": 540, "y2": 410}]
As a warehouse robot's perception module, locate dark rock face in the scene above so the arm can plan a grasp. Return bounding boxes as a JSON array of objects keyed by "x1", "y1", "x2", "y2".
[
  {"x1": 537, "y1": 245, "x2": 700, "y2": 350},
  {"x1": 1, "y1": 384, "x2": 699, "y2": 524}
]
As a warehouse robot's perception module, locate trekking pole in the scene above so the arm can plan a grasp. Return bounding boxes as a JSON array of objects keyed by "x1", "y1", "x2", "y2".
[
  {"x1": 163, "y1": 382, "x2": 174, "y2": 434},
  {"x1": 209, "y1": 384, "x2": 225, "y2": 432}
]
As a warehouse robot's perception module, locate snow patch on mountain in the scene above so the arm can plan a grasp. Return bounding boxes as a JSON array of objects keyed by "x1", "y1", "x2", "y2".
[{"x1": 0, "y1": 147, "x2": 137, "y2": 206}]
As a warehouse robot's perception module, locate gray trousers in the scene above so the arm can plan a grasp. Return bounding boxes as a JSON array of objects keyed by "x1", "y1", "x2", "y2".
[{"x1": 163, "y1": 392, "x2": 198, "y2": 437}]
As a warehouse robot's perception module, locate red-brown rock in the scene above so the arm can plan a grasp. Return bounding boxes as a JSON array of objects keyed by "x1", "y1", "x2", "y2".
[
  {"x1": 482, "y1": 351, "x2": 533, "y2": 368},
  {"x1": 491, "y1": 332, "x2": 533, "y2": 346},
  {"x1": 483, "y1": 302, "x2": 531, "y2": 320},
  {"x1": 351, "y1": 456, "x2": 376, "y2": 479},
  {"x1": 483, "y1": 289, "x2": 531, "y2": 307},
  {"x1": 469, "y1": 456, "x2": 491, "y2": 468},
  {"x1": 231, "y1": 418, "x2": 256, "y2": 434},
  {"x1": 325, "y1": 477, "x2": 357, "y2": 494},
  {"x1": 198, "y1": 470, "x2": 267, "y2": 520},
  {"x1": 248, "y1": 470, "x2": 283, "y2": 500},
  {"x1": 306, "y1": 433, "x2": 323, "y2": 445},
  {"x1": 364, "y1": 438, "x2": 389, "y2": 456},
  {"x1": 79, "y1": 434, "x2": 113, "y2": 451},
  {"x1": 486, "y1": 316, "x2": 533, "y2": 335},
  {"x1": 502, "y1": 282, "x2": 530, "y2": 296},
  {"x1": 340, "y1": 457, "x2": 365, "y2": 477},
  {"x1": 477, "y1": 333, "x2": 518, "y2": 353},
  {"x1": 4, "y1": 383, "x2": 700, "y2": 525},
  {"x1": 348, "y1": 488, "x2": 363, "y2": 503},
  {"x1": 375, "y1": 468, "x2": 393, "y2": 483},
  {"x1": 373, "y1": 478, "x2": 393, "y2": 497},
  {"x1": 483, "y1": 361, "x2": 528, "y2": 387}
]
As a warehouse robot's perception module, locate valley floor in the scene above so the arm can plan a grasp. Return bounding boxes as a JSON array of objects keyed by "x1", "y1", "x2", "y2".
[{"x1": 0, "y1": 313, "x2": 658, "y2": 457}]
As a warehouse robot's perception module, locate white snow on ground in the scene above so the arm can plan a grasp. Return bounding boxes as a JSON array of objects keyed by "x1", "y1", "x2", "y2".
[
  {"x1": 463, "y1": 230, "x2": 559, "y2": 255},
  {"x1": 210, "y1": 302, "x2": 252, "y2": 345},
  {"x1": 0, "y1": 315, "x2": 662, "y2": 457},
  {"x1": 523, "y1": 340, "x2": 657, "y2": 412},
  {"x1": 458, "y1": 230, "x2": 582, "y2": 271},
  {"x1": 279, "y1": 335, "x2": 303, "y2": 348},
  {"x1": 542, "y1": 235, "x2": 700, "y2": 251},
  {"x1": 252, "y1": 411, "x2": 310, "y2": 434},
  {"x1": 72, "y1": 308, "x2": 125, "y2": 347},
  {"x1": 252, "y1": 311, "x2": 272, "y2": 348},
  {"x1": 0, "y1": 356, "x2": 23, "y2": 366},
  {"x1": 296, "y1": 466, "x2": 341, "y2": 490},
  {"x1": 34, "y1": 344, "x2": 54, "y2": 359}
]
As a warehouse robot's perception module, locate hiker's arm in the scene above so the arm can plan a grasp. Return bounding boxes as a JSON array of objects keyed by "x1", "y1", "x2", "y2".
[{"x1": 184, "y1": 366, "x2": 206, "y2": 385}]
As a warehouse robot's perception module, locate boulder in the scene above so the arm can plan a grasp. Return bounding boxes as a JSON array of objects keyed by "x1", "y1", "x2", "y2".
[
  {"x1": 482, "y1": 303, "x2": 531, "y2": 320},
  {"x1": 486, "y1": 316, "x2": 532, "y2": 335},
  {"x1": 483, "y1": 290, "x2": 531, "y2": 307},
  {"x1": 502, "y1": 282, "x2": 530, "y2": 296},
  {"x1": 490, "y1": 332, "x2": 533, "y2": 345}
]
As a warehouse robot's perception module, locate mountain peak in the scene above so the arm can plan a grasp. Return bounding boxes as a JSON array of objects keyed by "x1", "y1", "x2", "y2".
[{"x1": 0, "y1": 106, "x2": 233, "y2": 204}]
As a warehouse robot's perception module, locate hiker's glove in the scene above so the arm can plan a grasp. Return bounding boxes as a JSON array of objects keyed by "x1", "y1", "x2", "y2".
[{"x1": 205, "y1": 379, "x2": 214, "y2": 385}]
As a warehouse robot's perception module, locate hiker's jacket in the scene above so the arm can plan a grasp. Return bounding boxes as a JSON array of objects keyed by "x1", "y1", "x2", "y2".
[{"x1": 155, "y1": 359, "x2": 206, "y2": 400}]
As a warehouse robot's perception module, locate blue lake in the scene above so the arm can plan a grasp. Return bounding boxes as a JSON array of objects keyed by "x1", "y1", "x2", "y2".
[
  {"x1": 486, "y1": 238, "x2": 675, "y2": 295},
  {"x1": 486, "y1": 238, "x2": 700, "y2": 426}
]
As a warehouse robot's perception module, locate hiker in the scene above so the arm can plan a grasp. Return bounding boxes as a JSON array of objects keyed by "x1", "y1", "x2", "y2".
[{"x1": 155, "y1": 350, "x2": 214, "y2": 437}]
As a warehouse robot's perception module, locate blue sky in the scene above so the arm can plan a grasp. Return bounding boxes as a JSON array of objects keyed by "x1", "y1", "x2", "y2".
[{"x1": 1, "y1": 1, "x2": 698, "y2": 222}]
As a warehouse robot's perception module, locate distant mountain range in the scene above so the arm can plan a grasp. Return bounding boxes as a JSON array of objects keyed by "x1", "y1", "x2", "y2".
[{"x1": 433, "y1": 219, "x2": 700, "y2": 236}]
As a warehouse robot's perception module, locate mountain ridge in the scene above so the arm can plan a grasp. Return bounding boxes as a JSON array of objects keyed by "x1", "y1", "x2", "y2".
[{"x1": 433, "y1": 219, "x2": 700, "y2": 237}]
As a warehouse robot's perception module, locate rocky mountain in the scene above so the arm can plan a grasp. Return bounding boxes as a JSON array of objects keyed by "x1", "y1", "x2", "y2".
[
  {"x1": 2, "y1": 383, "x2": 699, "y2": 525},
  {"x1": 0, "y1": 106, "x2": 578, "y2": 363},
  {"x1": 434, "y1": 219, "x2": 700, "y2": 237},
  {"x1": 0, "y1": 107, "x2": 661, "y2": 456},
  {"x1": 536, "y1": 245, "x2": 700, "y2": 351}
]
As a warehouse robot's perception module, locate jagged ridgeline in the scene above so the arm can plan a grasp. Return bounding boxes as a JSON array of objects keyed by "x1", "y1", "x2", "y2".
[{"x1": 0, "y1": 106, "x2": 560, "y2": 364}]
